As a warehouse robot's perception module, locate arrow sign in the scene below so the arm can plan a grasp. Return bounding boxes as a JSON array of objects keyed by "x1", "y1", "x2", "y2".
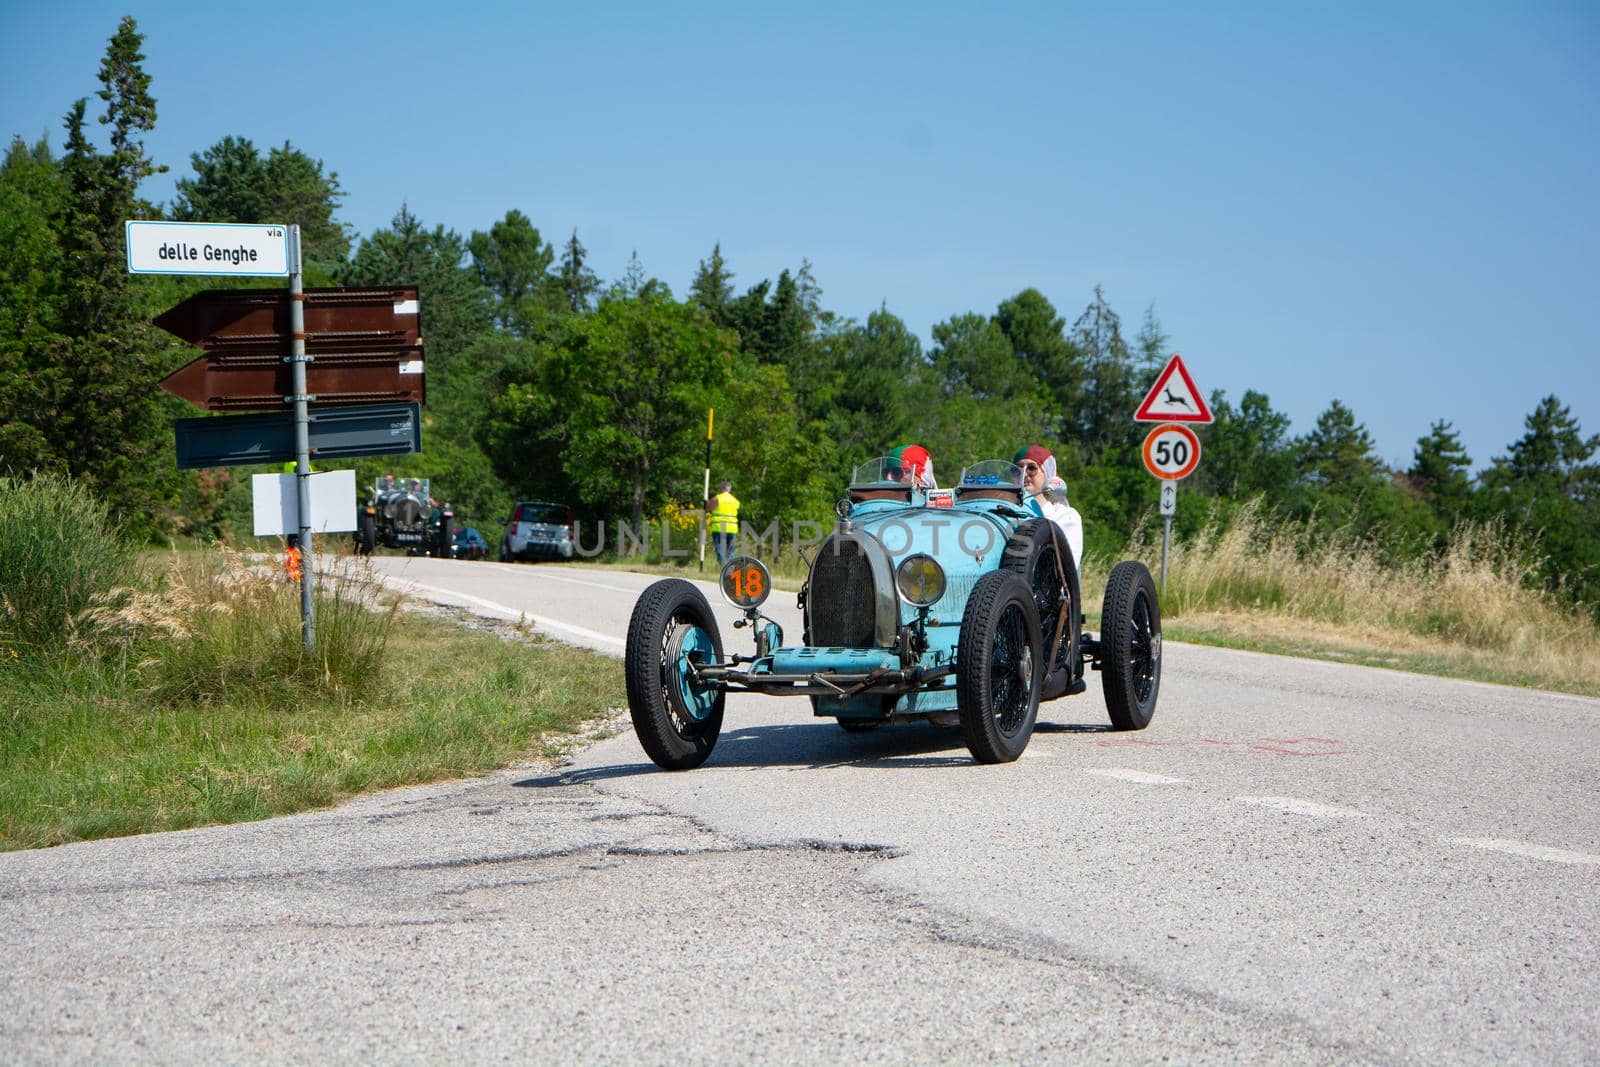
[
  {"x1": 154, "y1": 287, "x2": 421, "y2": 354},
  {"x1": 159, "y1": 348, "x2": 426, "y2": 411},
  {"x1": 1134, "y1": 353, "x2": 1213, "y2": 423},
  {"x1": 174, "y1": 402, "x2": 423, "y2": 470}
]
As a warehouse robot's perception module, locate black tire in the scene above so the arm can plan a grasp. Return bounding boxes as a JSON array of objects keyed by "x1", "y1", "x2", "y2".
[
  {"x1": 625, "y1": 579, "x2": 726, "y2": 770},
  {"x1": 956, "y1": 571, "x2": 1043, "y2": 764},
  {"x1": 432, "y1": 514, "x2": 454, "y2": 559},
  {"x1": 1001, "y1": 518, "x2": 1081, "y2": 700},
  {"x1": 356, "y1": 514, "x2": 376, "y2": 556},
  {"x1": 1100, "y1": 561, "x2": 1161, "y2": 730}
]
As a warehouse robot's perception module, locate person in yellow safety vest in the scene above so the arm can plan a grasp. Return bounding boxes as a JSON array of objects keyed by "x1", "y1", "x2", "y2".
[{"x1": 707, "y1": 480, "x2": 740, "y2": 565}]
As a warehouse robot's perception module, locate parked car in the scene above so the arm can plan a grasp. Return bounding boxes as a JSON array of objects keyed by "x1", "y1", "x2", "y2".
[
  {"x1": 624, "y1": 456, "x2": 1161, "y2": 769},
  {"x1": 501, "y1": 501, "x2": 575, "y2": 562},
  {"x1": 355, "y1": 477, "x2": 453, "y2": 558},
  {"x1": 451, "y1": 526, "x2": 489, "y2": 561}
]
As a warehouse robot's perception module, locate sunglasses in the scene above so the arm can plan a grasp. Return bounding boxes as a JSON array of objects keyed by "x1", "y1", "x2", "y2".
[{"x1": 1020, "y1": 462, "x2": 1041, "y2": 474}]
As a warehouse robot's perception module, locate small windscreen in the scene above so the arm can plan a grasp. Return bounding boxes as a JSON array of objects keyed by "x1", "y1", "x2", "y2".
[
  {"x1": 958, "y1": 460, "x2": 1023, "y2": 487},
  {"x1": 850, "y1": 456, "x2": 915, "y2": 488}
]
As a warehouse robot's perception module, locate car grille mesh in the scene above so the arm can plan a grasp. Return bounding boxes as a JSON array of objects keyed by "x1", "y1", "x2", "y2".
[{"x1": 810, "y1": 537, "x2": 877, "y2": 647}]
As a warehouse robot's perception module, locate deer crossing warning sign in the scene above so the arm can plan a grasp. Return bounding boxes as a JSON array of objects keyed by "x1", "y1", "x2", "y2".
[{"x1": 1134, "y1": 353, "x2": 1213, "y2": 423}]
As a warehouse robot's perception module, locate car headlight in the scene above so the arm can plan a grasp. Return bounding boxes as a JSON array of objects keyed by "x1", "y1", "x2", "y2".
[{"x1": 895, "y1": 553, "x2": 945, "y2": 607}]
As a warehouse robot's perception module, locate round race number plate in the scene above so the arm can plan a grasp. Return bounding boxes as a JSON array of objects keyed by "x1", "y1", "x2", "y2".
[{"x1": 1141, "y1": 423, "x2": 1201, "y2": 480}]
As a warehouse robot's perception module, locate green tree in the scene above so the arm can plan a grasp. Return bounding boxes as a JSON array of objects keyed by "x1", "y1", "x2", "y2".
[
  {"x1": 1484, "y1": 395, "x2": 1599, "y2": 499},
  {"x1": 1297, "y1": 399, "x2": 1385, "y2": 486},
  {"x1": 15, "y1": 19, "x2": 173, "y2": 534},
  {"x1": 486, "y1": 295, "x2": 735, "y2": 529},
  {"x1": 556, "y1": 228, "x2": 600, "y2": 314},
  {"x1": 170, "y1": 137, "x2": 351, "y2": 269},
  {"x1": 993, "y1": 288, "x2": 1083, "y2": 436},
  {"x1": 1070, "y1": 285, "x2": 1140, "y2": 462},
  {"x1": 1198, "y1": 389, "x2": 1297, "y2": 499},
  {"x1": 689, "y1": 242, "x2": 734, "y2": 314},
  {"x1": 1408, "y1": 419, "x2": 1473, "y2": 518},
  {"x1": 929, "y1": 312, "x2": 1036, "y2": 402},
  {"x1": 468, "y1": 209, "x2": 555, "y2": 332}
]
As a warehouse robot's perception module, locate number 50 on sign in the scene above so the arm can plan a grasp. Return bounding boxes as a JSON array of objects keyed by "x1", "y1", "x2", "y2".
[{"x1": 1141, "y1": 424, "x2": 1201, "y2": 480}]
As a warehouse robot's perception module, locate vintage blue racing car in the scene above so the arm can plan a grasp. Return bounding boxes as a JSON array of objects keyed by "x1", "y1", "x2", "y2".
[{"x1": 624, "y1": 456, "x2": 1161, "y2": 768}]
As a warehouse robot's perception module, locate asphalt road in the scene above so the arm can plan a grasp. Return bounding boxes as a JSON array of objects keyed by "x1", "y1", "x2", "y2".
[{"x1": 3, "y1": 556, "x2": 1597, "y2": 1064}]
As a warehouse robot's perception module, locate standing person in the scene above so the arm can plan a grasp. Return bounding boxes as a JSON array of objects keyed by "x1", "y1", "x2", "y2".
[
  {"x1": 707, "y1": 480, "x2": 740, "y2": 565},
  {"x1": 1014, "y1": 445, "x2": 1083, "y2": 566}
]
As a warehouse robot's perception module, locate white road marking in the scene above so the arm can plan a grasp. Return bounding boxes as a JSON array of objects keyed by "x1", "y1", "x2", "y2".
[
  {"x1": 1448, "y1": 837, "x2": 1600, "y2": 866},
  {"x1": 518, "y1": 570, "x2": 668, "y2": 594},
  {"x1": 380, "y1": 577, "x2": 626, "y2": 649},
  {"x1": 1084, "y1": 768, "x2": 1187, "y2": 785},
  {"x1": 1235, "y1": 796, "x2": 1368, "y2": 819}
]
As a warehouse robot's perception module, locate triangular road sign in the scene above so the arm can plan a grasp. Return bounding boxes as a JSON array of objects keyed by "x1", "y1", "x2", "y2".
[{"x1": 1134, "y1": 353, "x2": 1213, "y2": 423}]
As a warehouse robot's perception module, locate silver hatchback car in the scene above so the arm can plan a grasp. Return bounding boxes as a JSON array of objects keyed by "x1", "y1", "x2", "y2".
[{"x1": 501, "y1": 501, "x2": 575, "y2": 562}]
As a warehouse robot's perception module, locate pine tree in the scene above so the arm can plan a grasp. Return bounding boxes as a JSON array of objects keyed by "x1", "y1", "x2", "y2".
[
  {"x1": 1298, "y1": 400, "x2": 1385, "y2": 486},
  {"x1": 689, "y1": 242, "x2": 733, "y2": 314},
  {"x1": 556, "y1": 229, "x2": 600, "y2": 314},
  {"x1": 1408, "y1": 419, "x2": 1473, "y2": 517}
]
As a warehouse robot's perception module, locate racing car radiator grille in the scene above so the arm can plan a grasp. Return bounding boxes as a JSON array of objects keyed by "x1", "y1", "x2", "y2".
[{"x1": 810, "y1": 537, "x2": 877, "y2": 648}]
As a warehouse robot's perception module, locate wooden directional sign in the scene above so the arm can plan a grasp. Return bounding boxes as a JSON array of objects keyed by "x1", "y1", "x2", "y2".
[
  {"x1": 174, "y1": 402, "x2": 422, "y2": 470},
  {"x1": 154, "y1": 286, "x2": 424, "y2": 412},
  {"x1": 155, "y1": 286, "x2": 421, "y2": 354},
  {"x1": 159, "y1": 348, "x2": 426, "y2": 411}
]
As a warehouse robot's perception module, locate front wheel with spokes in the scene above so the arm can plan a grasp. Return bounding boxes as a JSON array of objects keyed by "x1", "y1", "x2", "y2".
[
  {"x1": 956, "y1": 571, "x2": 1043, "y2": 764},
  {"x1": 625, "y1": 579, "x2": 725, "y2": 769}
]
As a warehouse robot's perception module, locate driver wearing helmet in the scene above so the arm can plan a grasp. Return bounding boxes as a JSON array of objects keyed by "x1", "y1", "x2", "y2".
[
  {"x1": 887, "y1": 444, "x2": 937, "y2": 491},
  {"x1": 1014, "y1": 444, "x2": 1083, "y2": 565}
]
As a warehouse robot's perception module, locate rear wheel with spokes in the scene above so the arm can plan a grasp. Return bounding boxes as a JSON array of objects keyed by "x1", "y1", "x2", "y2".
[{"x1": 1100, "y1": 561, "x2": 1161, "y2": 730}]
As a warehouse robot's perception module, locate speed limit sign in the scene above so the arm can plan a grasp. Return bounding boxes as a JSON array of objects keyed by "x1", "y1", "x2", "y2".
[{"x1": 1141, "y1": 424, "x2": 1201, "y2": 480}]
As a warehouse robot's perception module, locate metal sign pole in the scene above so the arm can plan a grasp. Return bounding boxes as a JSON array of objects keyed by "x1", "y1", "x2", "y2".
[
  {"x1": 288, "y1": 225, "x2": 315, "y2": 649},
  {"x1": 1159, "y1": 514, "x2": 1172, "y2": 596},
  {"x1": 698, "y1": 407, "x2": 712, "y2": 572}
]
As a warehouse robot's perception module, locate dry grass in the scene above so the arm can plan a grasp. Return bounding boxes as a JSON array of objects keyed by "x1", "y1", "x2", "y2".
[{"x1": 1119, "y1": 501, "x2": 1600, "y2": 695}]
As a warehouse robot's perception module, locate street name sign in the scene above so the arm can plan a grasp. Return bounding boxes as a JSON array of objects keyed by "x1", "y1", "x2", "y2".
[
  {"x1": 1141, "y1": 423, "x2": 1202, "y2": 480},
  {"x1": 1134, "y1": 353, "x2": 1213, "y2": 423},
  {"x1": 174, "y1": 402, "x2": 422, "y2": 469},
  {"x1": 126, "y1": 220, "x2": 290, "y2": 277}
]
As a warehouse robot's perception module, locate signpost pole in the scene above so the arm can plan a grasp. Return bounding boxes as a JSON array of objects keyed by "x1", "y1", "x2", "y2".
[
  {"x1": 288, "y1": 225, "x2": 315, "y2": 649},
  {"x1": 1159, "y1": 514, "x2": 1172, "y2": 595},
  {"x1": 698, "y1": 407, "x2": 713, "y2": 572}
]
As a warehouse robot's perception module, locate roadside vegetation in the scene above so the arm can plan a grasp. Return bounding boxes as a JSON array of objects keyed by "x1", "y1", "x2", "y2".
[
  {"x1": 570, "y1": 497, "x2": 1600, "y2": 698},
  {"x1": 0, "y1": 476, "x2": 625, "y2": 852}
]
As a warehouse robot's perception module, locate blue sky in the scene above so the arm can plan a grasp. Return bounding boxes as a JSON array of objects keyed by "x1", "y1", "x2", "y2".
[{"x1": 3, "y1": 1, "x2": 1596, "y2": 472}]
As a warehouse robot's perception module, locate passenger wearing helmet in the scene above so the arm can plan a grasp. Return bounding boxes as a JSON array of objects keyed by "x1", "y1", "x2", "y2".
[{"x1": 1014, "y1": 445, "x2": 1083, "y2": 565}]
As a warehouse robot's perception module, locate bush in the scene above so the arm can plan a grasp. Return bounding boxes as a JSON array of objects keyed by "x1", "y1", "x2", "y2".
[
  {"x1": 0, "y1": 473, "x2": 135, "y2": 662},
  {"x1": 97, "y1": 544, "x2": 400, "y2": 708}
]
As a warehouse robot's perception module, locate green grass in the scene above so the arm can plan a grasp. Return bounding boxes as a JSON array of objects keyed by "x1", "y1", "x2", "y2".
[{"x1": 0, "y1": 610, "x2": 626, "y2": 851}]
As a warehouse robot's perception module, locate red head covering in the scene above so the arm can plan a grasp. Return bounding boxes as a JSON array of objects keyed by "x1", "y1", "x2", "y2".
[{"x1": 890, "y1": 444, "x2": 936, "y2": 490}]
